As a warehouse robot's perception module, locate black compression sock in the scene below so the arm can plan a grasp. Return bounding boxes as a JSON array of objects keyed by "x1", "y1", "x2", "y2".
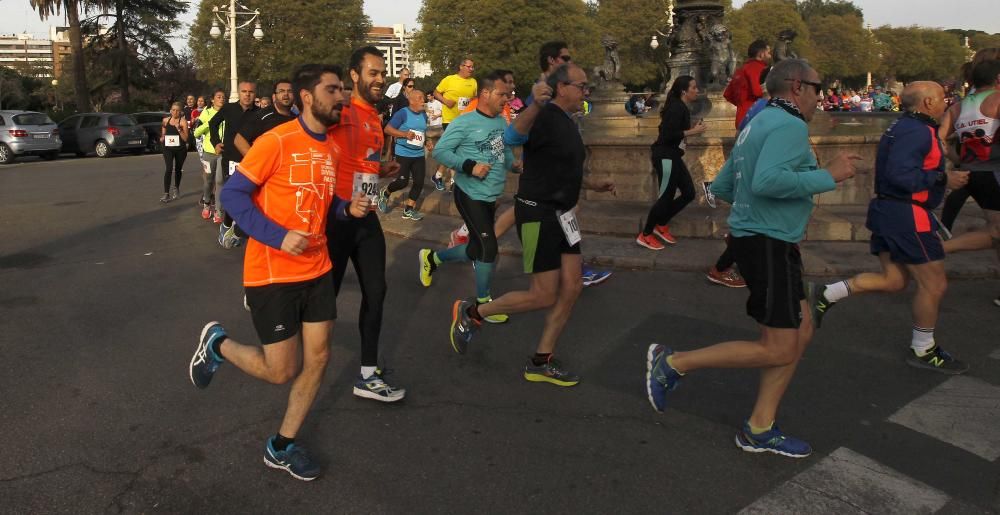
[
  {"x1": 272, "y1": 433, "x2": 295, "y2": 452},
  {"x1": 532, "y1": 353, "x2": 552, "y2": 366}
]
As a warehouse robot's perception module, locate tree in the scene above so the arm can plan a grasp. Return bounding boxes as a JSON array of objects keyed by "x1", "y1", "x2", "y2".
[
  {"x1": 807, "y1": 14, "x2": 877, "y2": 82},
  {"x1": 970, "y1": 33, "x2": 1000, "y2": 51},
  {"x1": 873, "y1": 26, "x2": 967, "y2": 83},
  {"x1": 84, "y1": 0, "x2": 187, "y2": 105},
  {"x1": 796, "y1": 0, "x2": 862, "y2": 21},
  {"x1": 29, "y1": 0, "x2": 91, "y2": 111},
  {"x1": 597, "y1": 0, "x2": 672, "y2": 88},
  {"x1": 188, "y1": 0, "x2": 371, "y2": 90},
  {"x1": 411, "y1": 0, "x2": 601, "y2": 95},
  {"x1": 726, "y1": 0, "x2": 814, "y2": 65}
]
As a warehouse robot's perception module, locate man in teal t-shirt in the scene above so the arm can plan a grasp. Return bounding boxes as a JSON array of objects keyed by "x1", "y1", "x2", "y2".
[
  {"x1": 646, "y1": 59, "x2": 861, "y2": 459},
  {"x1": 419, "y1": 71, "x2": 514, "y2": 324}
]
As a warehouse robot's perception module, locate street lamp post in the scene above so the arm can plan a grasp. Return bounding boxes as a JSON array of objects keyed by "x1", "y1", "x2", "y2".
[{"x1": 210, "y1": 0, "x2": 264, "y2": 102}]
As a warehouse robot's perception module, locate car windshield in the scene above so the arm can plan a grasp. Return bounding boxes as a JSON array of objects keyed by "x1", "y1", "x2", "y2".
[
  {"x1": 13, "y1": 113, "x2": 55, "y2": 126},
  {"x1": 109, "y1": 114, "x2": 136, "y2": 126}
]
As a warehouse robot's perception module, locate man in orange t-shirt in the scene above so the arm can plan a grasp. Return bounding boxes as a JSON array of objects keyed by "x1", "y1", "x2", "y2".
[
  {"x1": 189, "y1": 64, "x2": 368, "y2": 482},
  {"x1": 326, "y1": 46, "x2": 405, "y2": 403}
]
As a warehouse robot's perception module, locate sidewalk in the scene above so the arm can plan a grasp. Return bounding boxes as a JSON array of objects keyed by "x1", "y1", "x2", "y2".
[{"x1": 378, "y1": 201, "x2": 1000, "y2": 279}]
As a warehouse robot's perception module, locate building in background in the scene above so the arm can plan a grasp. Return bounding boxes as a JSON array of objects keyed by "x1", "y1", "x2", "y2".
[
  {"x1": 50, "y1": 27, "x2": 72, "y2": 79},
  {"x1": 366, "y1": 24, "x2": 432, "y2": 78},
  {"x1": 0, "y1": 27, "x2": 71, "y2": 79}
]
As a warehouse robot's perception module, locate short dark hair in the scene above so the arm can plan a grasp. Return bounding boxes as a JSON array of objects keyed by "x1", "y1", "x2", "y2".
[
  {"x1": 478, "y1": 70, "x2": 507, "y2": 96},
  {"x1": 498, "y1": 69, "x2": 514, "y2": 79},
  {"x1": 545, "y1": 64, "x2": 573, "y2": 99},
  {"x1": 971, "y1": 59, "x2": 1000, "y2": 89},
  {"x1": 539, "y1": 41, "x2": 568, "y2": 72},
  {"x1": 212, "y1": 88, "x2": 226, "y2": 97},
  {"x1": 292, "y1": 64, "x2": 344, "y2": 110},
  {"x1": 272, "y1": 79, "x2": 291, "y2": 94},
  {"x1": 349, "y1": 46, "x2": 384, "y2": 76},
  {"x1": 748, "y1": 39, "x2": 769, "y2": 58}
]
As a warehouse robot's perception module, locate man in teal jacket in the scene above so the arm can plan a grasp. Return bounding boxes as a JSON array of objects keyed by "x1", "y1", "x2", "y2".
[{"x1": 645, "y1": 59, "x2": 862, "y2": 458}]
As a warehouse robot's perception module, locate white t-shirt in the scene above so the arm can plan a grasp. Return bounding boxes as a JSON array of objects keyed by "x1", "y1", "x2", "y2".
[
  {"x1": 385, "y1": 82, "x2": 404, "y2": 99},
  {"x1": 425, "y1": 99, "x2": 444, "y2": 127}
]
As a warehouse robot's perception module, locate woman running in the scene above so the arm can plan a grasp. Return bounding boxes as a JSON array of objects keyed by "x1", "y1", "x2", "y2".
[
  {"x1": 637, "y1": 75, "x2": 706, "y2": 250},
  {"x1": 160, "y1": 102, "x2": 189, "y2": 203}
]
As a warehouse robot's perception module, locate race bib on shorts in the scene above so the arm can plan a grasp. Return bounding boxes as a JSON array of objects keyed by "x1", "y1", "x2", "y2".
[
  {"x1": 164, "y1": 135, "x2": 180, "y2": 147},
  {"x1": 557, "y1": 208, "x2": 582, "y2": 246},
  {"x1": 228, "y1": 160, "x2": 239, "y2": 176},
  {"x1": 457, "y1": 97, "x2": 471, "y2": 110},
  {"x1": 353, "y1": 172, "x2": 379, "y2": 202},
  {"x1": 406, "y1": 130, "x2": 425, "y2": 148}
]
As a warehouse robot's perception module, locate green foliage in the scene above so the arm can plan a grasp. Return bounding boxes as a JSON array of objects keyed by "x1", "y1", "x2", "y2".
[
  {"x1": 873, "y1": 26, "x2": 968, "y2": 82},
  {"x1": 188, "y1": 0, "x2": 371, "y2": 91},
  {"x1": 796, "y1": 0, "x2": 862, "y2": 20},
  {"x1": 970, "y1": 33, "x2": 1000, "y2": 51},
  {"x1": 0, "y1": 67, "x2": 48, "y2": 110},
  {"x1": 807, "y1": 14, "x2": 876, "y2": 81},
  {"x1": 411, "y1": 0, "x2": 601, "y2": 95},
  {"x1": 726, "y1": 0, "x2": 813, "y2": 62},
  {"x1": 597, "y1": 0, "x2": 671, "y2": 87}
]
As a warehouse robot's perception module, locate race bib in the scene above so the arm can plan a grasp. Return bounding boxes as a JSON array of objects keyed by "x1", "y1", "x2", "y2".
[
  {"x1": 457, "y1": 97, "x2": 471, "y2": 110},
  {"x1": 164, "y1": 135, "x2": 180, "y2": 147},
  {"x1": 557, "y1": 208, "x2": 582, "y2": 246},
  {"x1": 406, "y1": 130, "x2": 425, "y2": 148},
  {"x1": 353, "y1": 172, "x2": 379, "y2": 201},
  {"x1": 228, "y1": 160, "x2": 239, "y2": 176}
]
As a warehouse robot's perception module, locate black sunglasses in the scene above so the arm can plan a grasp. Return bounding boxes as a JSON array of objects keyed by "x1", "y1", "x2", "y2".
[{"x1": 785, "y1": 78, "x2": 822, "y2": 95}]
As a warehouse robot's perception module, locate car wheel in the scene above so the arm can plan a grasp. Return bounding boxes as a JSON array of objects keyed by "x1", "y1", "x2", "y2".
[
  {"x1": 0, "y1": 143, "x2": 15, "y2": 164},
  {"x1": 95, "y1": 140, "x2": 111, "y2": 158},
  {"x1": 41, "y1": 151, "x2": 59, "y2": 161}
]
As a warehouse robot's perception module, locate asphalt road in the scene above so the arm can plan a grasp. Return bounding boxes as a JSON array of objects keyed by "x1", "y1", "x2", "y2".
[{"x1": 1, "y1": 154, "x2": 998, "y2": 514}]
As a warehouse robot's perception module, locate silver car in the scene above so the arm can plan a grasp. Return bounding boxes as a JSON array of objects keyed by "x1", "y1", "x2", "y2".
[
  {"x1": 0, "y1": 110, "x2": 62, "y2": 164},
  {"x1": 58, "y1": 112, "x2": 146, "y2": 158}
]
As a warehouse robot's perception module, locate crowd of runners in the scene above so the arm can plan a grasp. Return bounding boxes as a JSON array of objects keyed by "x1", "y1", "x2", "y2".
[{"x1": 180, "y1": 40, "x2": 1000, "y2": 481}]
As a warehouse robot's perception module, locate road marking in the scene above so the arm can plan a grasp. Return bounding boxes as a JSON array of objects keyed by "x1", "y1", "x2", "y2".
[
  {"x1": 888, "y1": 375, "x2": 1000, "y2": 461},
  {"x1": 739, "y1": 447, "x2": 950, "y2": 514}
]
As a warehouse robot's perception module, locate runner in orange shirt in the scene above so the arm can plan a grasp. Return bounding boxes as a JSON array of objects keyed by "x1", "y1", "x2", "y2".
[
  {"x1": 326, "y1": 46, "x2": 406, "y2": 403},
  {"x1": 188, "y1": 64, "x2": 369, "y2": 482}
]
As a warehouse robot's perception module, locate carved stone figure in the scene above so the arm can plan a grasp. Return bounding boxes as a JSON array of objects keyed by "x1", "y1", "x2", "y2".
[
  {"x1": 594, "y1": 35, "x2": 621, "y2": 83},
  {"x1": 773, "y1": 29, "x2": 799, "y2": 63},
  {"x1": 707, "y1": 24, "x2": 736, "y2": 86}
]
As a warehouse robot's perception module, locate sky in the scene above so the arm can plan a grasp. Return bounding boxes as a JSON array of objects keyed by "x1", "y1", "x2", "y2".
[{"x1": 2, "y1": 0, "x2": 997, "y2": 47}]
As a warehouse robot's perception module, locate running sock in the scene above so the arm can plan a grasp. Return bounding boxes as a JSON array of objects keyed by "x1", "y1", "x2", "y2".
[
  {"x1": 272, "y1": 433, "x2": 295, "y2": 452},
  {"x1": 472, "y1": 261, "x2": 495, "y2": 300},
  {"x1": 435, "y1": 244, "x2": 470, "y2": 263},
  {"x1": 434, "y1": 170, "x2": 443, "y2": 180},
  {"x1": 457, "y1": 224, "x2": 469, "y2": 238},
  {"x1": 361, "y1": 366, "x2": 377, "y2": 380},
  {"x1": 749, "y1": 421, "x2": 774, "y2": 435},
  {"x1": 466, "y1": 303, "x2": 483, "y2": 322},
  {"x1": 911, "y1": 326, "x2": 936, "y2": 355},
  {"x1": 210, "y1": 336, "x2": 226, "y2": 361},
  {"x1": 823, "y1": 280, "x2": 852, "y2": 303},
  {"x1": 665, "y1": 355, "x2": 685, "y2": 375},
  {"x1": 431, "y1": 251, "x2": 442, "y2": 266},
  {"x1": 531, "y1": 353, "x2": 552, "y2": 366}
]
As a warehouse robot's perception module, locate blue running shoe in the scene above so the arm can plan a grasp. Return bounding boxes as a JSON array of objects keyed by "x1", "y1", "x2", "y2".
[
  {"x1": 449, "y1": 299, "x2": 480, "y2": 354},
  {"x1": 581, "y1": 266, "x2": 612, "y2": 287},
  {"x1": 377, "y1": 187, "x2": 390, "y2": 214},
  {"x1": 646, "y1": 344, "x2": 682, "y2": 412},
  {"x1": 189, "y1": 322, "x2": 226, "y2": 389},
  {"x1": 432, "y1": 174, "x2": 445, "y2": 191},
  {"x1": 263, "y1": 437, "x2": 320, "y2": 481},
  {"x1": 734, "y1": 421, "x2": 812, "y2": 458}
]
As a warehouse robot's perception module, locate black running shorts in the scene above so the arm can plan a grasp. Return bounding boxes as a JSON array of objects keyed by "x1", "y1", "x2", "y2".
[
  {"x1": 244, "y1": 271, "x2": 337, "y2": 345},
  {"x1": 515, "y1": 200, "x2": 581, "y2": 274},
  {"x1": 731, "y1": 234, "x2": 805, "y2": 329}
]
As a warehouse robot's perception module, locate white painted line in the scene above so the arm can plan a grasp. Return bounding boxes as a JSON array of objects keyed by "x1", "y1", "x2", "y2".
[
  {"x1": 889, "y1": 375, "x2": 1000, "y2": 461},
  {"x1": 739, "y1": 447, "x2": 950, "y2": 514}
]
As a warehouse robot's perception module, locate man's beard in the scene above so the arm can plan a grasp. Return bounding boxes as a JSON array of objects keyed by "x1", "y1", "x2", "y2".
[
  {"x1": 312, "y1": 102, "x2": 342, "y2": 127},
  {"x1": 358, "y1": 78, "x2": 384, "y2": 104}
]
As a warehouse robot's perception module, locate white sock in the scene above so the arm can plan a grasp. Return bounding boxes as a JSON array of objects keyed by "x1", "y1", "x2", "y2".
[
  {"x1": 361, "y1": 366, "x2": 377, "y2": 379},
  {"x1": 824, "y1": 280, "x2": 852, "y2": 303},
  {"x1": 911, "y1": 327, "x2": 935, "y2": 355},
  {"x1": 434, "y1": 170, "x2": 443, "y2": 179},
  {"x1": 457, "y1": 224, "x2": 469, "y2": 237}
]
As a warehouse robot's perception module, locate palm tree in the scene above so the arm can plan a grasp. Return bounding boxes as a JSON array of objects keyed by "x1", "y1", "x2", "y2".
[{"x1": 29, "y1": 0, "x2": 92, "y2": 111}]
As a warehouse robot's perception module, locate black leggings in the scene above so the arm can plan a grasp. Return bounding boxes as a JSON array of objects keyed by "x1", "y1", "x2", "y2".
[
  {"x1": 328, "y1": 211, "x2": 387, "y2": 368},
  {"x1": 454, "y1": 185, "x2": 498, "y2": 263},
  {"x1": 163, "y1": 148, "x2": 186, "y2": 192},
  {"x1": 940, "y1": 187, "x2": 970, "y2": 231},
  {"x1": 386, "y1": 156, "x2": 426, "y2": 202},
  {"x1": 644, "y1": 153, "x2": 695, "y2": 234},
  {"x1": 715, "y1": 235, "x2": 735, "y2": 270}
]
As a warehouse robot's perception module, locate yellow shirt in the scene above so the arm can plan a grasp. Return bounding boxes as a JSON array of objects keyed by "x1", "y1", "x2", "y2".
[{"x1": 435, "y1": 74, "x2": 477, "y2": 124}]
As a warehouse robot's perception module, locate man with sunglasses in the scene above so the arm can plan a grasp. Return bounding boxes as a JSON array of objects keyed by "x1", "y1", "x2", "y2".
[
  {"x1": 449, "y1": 63, "x2": 615, "y2": 387},
  {"x1": 646, "y1": 59, "x2": 862, "y2": 458}
]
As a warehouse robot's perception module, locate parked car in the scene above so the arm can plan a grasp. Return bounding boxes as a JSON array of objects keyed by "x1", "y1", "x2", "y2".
[
  {"x1": 58, "y1": 113, "x2": 146, "y2": 158},
  {"x1": 133, "y1": 111, "x2": 168, "y2": 153},
  {"x1": 0, "y1": 110, "x2": 62, "y2": 164}
]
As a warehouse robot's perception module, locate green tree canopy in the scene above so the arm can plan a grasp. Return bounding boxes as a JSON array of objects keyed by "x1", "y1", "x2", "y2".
[
  {"x1": 807, "y1": 14, "x2": 877, "y2": 82},
  {"x1": 596, "y1": 0, "x2": 671, "y2": 88},
  {"x1": 411, "y1": 0, "x2": 601, "y2": 95},
  {"x1": 726, "y1": 0, "x2": 814, "y2": 64},
  {"x1": 796, "y1": 0, "x2": 862, "y2": 20},
  {"x1": 188, "y1": 0, "x2": 371, "y2": 92},
  {"x1": 873, "y1": 26, "x2": 967, "y2": 83}
]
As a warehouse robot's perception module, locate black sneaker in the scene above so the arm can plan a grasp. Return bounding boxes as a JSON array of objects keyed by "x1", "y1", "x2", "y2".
[
  {"x1": 906, "y1": 345, "x2": 969, "y2": 375},
  {"x1": 523, "y1": 357, "x2": 580, "y2": 387},
  {"x1": 807, "y1": 282, "x2": 835, "y2": 329},
  {"x1": 263, "y1": 437, "x2": 320, "y2": 481}
]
